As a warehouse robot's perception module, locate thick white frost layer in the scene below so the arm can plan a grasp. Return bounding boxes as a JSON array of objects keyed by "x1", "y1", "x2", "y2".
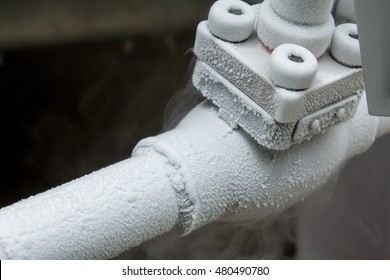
[
  {"x1": 271, "y1": 0, "x2": 334, "y2": 26},
  {"x1": 331, "y1": 24, "x2": 362, "y2": 67},
  {"x1": 208, "y1": 0, "x2": 256, "y2": 43},
  {"x1": 257, "y1": 0, "x2": 335, "y2": 58},
  {"x1": 270, "y1": 44, "x2": 318, "y2": 90},
  {"x1": 0, "y1": 154, "x2": 180, "y2": 259},
  {"x1": 194, "y1": 20, "x2": 363, "y2": 125},
  {"x1": 0, "y1": 96, "x2": 381, "y2": 259},
  {"x1": 138, "y1": 98, "x2": 379, "y2": 233}
]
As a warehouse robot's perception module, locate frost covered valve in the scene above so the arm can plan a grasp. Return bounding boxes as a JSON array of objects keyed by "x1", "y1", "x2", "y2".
[
  {"x1": 193, "y1": 0, "x2": 364, "y2": 150},
  {"x1": 208, "y1": 0, "x2": 256, "y2": 43}
]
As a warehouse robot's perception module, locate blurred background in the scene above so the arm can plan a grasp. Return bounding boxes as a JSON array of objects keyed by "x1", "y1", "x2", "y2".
[{"x1": 0, "y1": 0, "x2": 388, "y2": 259}]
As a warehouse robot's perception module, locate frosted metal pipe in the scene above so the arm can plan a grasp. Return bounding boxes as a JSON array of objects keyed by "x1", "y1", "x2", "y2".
[
  {"x1": 0, "y1": 94, "x2": 386, "y2": 259},
  {"x1": 0, "y1": 153, "x2": 180, "y2": 259},
  {"x1": 0, "y1": 0, "x2": 386, "y2": 261}
]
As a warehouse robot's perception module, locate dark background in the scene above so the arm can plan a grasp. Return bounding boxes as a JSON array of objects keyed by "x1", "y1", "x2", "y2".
[{"x1": 0, "y1": 0, "x2": 388, "y2": 259}]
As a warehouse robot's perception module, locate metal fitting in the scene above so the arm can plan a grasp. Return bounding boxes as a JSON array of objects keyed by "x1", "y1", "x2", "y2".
[
  {"x1": 193, "y1": 1, "x2": 363, "y2": 150},
  {"x1": 257, "y1": 0, "x2": 335, "y2": 58}
]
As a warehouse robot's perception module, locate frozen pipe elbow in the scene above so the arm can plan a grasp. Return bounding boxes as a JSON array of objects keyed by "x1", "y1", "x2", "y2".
[
  {"x1": 0, "y1": 95, "x2": 384, "y2": 259},
  {"x1": 134, "y1": 97, "x2": 380, "y2": 233}
]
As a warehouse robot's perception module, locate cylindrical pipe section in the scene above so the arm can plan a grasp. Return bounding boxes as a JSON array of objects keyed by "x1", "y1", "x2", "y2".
[
  {"x1": 0, "y1": 153, "x2": 180, "y2": 259},
  {"x1": 0, "y1": 96, "x2": 383, "y2": 259},
  {"x1": 271, "y1": 0, "x2": 334, "y2": 25}
]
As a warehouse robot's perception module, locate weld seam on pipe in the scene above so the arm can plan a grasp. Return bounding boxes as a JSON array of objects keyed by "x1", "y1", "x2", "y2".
[
  {"x1": 133, "y1": 138, "x2": 198, "y2": 235},
  {"x1": 0, "y1": 96, "x2": 385, "y2": 259},
  {"x1": 137, "y1": 99, "x2": 382, "y2": 233}
]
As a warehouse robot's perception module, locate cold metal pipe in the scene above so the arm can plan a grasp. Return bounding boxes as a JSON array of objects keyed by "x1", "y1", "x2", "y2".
[
  {"x1": 0, "y1": 95, "x2": 386, "y2": 259},
  {"x1": 0, "y1": 153, "x2": 180, "y2": 259}
]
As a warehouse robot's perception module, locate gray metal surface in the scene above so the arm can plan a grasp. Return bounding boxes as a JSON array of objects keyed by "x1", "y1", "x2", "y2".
[{"x1": 355, "y1": 0, "x2": 390, "y2": 116}]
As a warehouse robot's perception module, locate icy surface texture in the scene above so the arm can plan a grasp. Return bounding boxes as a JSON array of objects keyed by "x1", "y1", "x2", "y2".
[
  {"x1": 0, "y1": 154, "x2": 180, "y2": 259},
  {"x1": 257, "y1": 0, "x2": 335, "y2": 58},
  {"x1": 193, "y1": 2, "x2": 363, "y2": 150}
]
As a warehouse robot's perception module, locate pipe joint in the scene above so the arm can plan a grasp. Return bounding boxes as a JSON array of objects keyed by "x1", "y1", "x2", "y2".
[{"x1": 133, "y1": 138, "x2": 198, "y2": 235}]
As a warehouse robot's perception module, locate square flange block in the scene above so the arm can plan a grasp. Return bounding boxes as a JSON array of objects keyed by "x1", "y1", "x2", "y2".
[
  {"x1": 194, "y1": 20, "x2": 363, "y2": 124},
  {"x1": 193, "y1": 61, "x2": 361, "y2": 150}
]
